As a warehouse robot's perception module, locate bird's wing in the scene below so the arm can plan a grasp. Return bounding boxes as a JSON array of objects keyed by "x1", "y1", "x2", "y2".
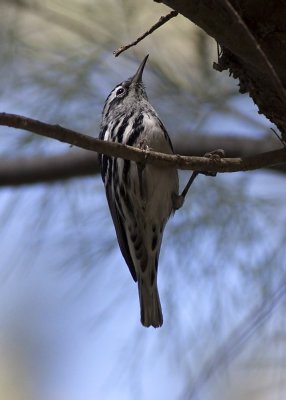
[{"x1": 105, "y1": 182, "x2": 138, "y2": 282}]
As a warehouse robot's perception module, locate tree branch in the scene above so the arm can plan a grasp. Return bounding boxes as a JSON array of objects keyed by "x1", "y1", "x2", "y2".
[
  {"x1": 156, "y1": 0, "x2": 286, "y2": 139},
  {"x1": 0, "y1": 112, "x2": 286, "y2": 177},
  {"x1": 0, "y1": 150, "x2": 99, "y2": 186},
  {"x1": 0, "y1": 134, "x2": 282, "y2": 187},
  {"x1": 113, "y1": 10, "x2": 178, "y2": 57}
]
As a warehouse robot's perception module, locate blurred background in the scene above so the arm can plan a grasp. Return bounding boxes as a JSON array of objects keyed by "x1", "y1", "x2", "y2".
[{"x1": 1, "y1": 1, "x2": 286, "y2": 399}]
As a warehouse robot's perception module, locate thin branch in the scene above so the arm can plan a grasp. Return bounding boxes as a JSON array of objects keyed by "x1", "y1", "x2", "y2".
[
  {"x1": 0, "y1": 150, "x2": 99, "y2": 186},
  {"x1": 0, "y1": 112, "x2": 286, "y2": 174},
  {"x1": 0, "y1": 134, "x2": 284, "y2": 187},
  {"x1": 271, "y1": 127, "x2": 286, "y2": 148},
  {"x1": 113, "y1": 10, "x2": 178, "y2": 57}
]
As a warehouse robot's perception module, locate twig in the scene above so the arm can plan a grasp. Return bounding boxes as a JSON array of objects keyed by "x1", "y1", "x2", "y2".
[
  {"x1": 113, "y1": 10, "x2": 178, "y2": 57},
  {"x1": 271, "y1": 127, "x2": 286, "y2": 149},
  {"x1": 0, "y1": 112, "x2": 286, "y2": 174}
]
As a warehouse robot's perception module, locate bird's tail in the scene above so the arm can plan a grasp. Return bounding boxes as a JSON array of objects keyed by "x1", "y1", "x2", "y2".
[{"x1": 138, "y1": 273, "x2": 163, "y2": 328}]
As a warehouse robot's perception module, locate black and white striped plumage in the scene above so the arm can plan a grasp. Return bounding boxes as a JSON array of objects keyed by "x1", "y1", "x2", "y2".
[{"x1": 99, "y1": 55, "x2": 178, "y2": 327}]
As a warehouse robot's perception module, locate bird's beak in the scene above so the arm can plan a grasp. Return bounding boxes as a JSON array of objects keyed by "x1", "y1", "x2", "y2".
[{"x1": 131, "y1": 55, "x2": 149, "y2": 84}]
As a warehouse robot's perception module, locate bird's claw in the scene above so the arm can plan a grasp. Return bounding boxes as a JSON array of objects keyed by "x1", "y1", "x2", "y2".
[
  {"x1": 199, "y1": 148, "x2": 225, "y2": 177},
  {"x1": 204, "y1": 148, "x2": 225, "y2": 160},
  {"x1": 138, "y1": 139, "x2": 151, "y2": 163},
  {"x1": 172, "y1": 193, "x2": 185, "y2": 211}
]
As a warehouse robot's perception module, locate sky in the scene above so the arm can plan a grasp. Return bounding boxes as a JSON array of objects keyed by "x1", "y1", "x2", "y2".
[
  {"x1": 1, "y1": 102, "x2": 286, "y2": 400},
  {"x1": 1, "y1": 2, "x2": 286, "y2": 399}
]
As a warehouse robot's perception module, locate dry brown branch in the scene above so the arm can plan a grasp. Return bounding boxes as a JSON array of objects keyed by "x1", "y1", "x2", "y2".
[
  {"x1": 0, "y1": 112, "x2": 286, "y2": 176},
  {"x1": 0, "y1": 134, "x2": 283, "y2": 187},
  {"x1": 113, "y1": 10, "x2": 178, "y2": 57},
  {"x1": 0, "y1": 133, "x2": 286, "y2": 187}
]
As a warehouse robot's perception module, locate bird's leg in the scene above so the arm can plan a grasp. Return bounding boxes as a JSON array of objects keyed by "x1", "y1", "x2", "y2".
[
  {"x1": 172, "y1": 148, "x2": 225, "y2": 210},
  {"x1": 172, "y1": 171, "x2": 198, "y2": 210}
]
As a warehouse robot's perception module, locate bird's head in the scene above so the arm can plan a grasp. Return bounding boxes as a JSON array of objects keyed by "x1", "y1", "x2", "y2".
[{"x1": 102, "y1": 55, "x2": 149, "y2": 121}]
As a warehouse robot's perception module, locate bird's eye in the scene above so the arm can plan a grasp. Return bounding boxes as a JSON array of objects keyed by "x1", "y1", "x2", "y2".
[{"x1": 116, "y1": 87, "x2": 125, "y2": 96}]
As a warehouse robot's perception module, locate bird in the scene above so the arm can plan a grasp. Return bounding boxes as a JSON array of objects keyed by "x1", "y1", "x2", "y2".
[{"x1": 98, "y1": 55, "x2": 179, "y2": 328}]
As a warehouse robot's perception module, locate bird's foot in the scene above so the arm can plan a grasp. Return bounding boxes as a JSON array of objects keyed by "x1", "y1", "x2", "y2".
[
  {"x1": 199, "y1": 148, "x2": 225, "y2": 177},
  {"x1": 172, "y1": 192, "x2": 185, "y2": 211}
]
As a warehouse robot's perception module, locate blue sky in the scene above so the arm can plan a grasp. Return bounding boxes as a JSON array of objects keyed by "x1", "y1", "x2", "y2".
[{"x1": 1, "y1": 16, "x2": 286, "y2": 399}]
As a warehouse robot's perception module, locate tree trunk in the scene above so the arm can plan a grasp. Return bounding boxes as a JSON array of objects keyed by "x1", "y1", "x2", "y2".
[{"x1": 156, "y1": 0, "x2": 286, "y2": 139}]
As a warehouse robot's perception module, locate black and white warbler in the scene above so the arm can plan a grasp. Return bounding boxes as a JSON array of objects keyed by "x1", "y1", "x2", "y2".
[
  {"x1": 99, "y1": 55, "x2": 180, "y2": 328},
  {"x1": 98, "y1": 55, "x2": 224, "y2": 327}
]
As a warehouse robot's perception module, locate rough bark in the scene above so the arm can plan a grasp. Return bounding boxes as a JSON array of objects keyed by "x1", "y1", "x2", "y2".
[{"x1": 156, "y1": 0, "x2": 286, "y2": 139}]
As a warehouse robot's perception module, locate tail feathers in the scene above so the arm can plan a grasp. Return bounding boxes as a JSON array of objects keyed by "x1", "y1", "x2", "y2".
[{"x1": 138, "y1": 277, "x2": 163, "y2": 328}]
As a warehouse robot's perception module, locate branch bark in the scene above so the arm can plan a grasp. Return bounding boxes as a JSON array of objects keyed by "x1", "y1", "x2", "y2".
[
  {"x1": 0, "y1": 134, "x2": 283, "y2": 187},
  {"x1": 156, "y1": 0, "x2": 286, "y2": 139},
  {"x1": 0, "y1": 112, "x2": 286, "y2": 182},
  {"x1": 0, "y1": 151, "x2": 99, "y2": 186}
]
